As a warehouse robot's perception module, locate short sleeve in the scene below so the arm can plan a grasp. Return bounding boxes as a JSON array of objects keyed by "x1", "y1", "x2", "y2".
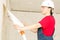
[{"x1": 39, "y1": 17, "x2": 50, "y2": 29}]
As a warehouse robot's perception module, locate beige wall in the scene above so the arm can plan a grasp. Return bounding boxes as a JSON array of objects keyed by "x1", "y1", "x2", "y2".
[
  {"x1": 0, "y1": 0, "x2": 4, "y2": 40},
  {"x1": 10, "y1": 0, "x2": 60, "y2": 14},
  {"x1": 2, "y1": 0, "x2": 60, "y2": 40},
  {"x1": 53, "y1": 13, "x2": 60, "y2": 40},
  {"x1": 2, "y1": 11, "x2": 60, "y2": 40}
]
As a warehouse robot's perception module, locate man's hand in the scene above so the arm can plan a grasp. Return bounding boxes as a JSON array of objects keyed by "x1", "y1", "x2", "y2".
[
  {"x1": 13, "y1": 24, "x2": 20, "y2": 30},
  {"x1": 13, "y1": 24, "x2": 24, "y2": 31}
]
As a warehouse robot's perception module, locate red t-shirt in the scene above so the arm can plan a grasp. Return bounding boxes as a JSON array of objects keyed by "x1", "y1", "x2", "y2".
[{"x1": 38, "y1": 16, "x2": 55, "y2": 36}]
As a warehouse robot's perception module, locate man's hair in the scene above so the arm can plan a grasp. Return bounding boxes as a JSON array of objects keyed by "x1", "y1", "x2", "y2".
[{"x1": 48, "y1": 7, "x2": 54, "y2": 16}]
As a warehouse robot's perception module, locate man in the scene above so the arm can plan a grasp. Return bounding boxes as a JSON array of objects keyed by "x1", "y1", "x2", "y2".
[{"x1": 14, "y1": 0, "x2": 55, "y2": 40}]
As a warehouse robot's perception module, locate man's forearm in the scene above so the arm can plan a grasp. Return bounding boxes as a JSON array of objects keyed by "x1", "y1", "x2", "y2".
[
  {"x1": 22, "y1": 23, "x2": 41, "y2": 31},
  {"x1": 31, "y1": 29, "x2": 38, "y2": 33}
]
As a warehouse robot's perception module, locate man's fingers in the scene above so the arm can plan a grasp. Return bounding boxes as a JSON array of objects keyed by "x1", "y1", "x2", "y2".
[{"x1": 13, "y1": 25, "x2": 20, "y2": 30}]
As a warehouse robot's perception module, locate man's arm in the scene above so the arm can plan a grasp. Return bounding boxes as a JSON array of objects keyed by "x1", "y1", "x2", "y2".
[
  {"x1": 14, "y1": 23, "x2": 41, "y2": 33},
  {"x1": 31, "y1": 28, "x2": 38, "y2": 33},
  {"x1": 22, "y1": 22, "x2": 38, "y2": 33},
  {"x1": 24, "y1": 23, "x2": 41, "y2": 30}
]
